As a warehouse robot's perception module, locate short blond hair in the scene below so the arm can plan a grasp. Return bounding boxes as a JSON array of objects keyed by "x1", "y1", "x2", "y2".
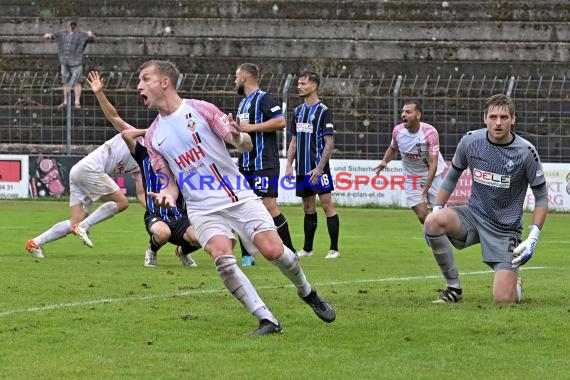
[{"x1": 138, "y1": 60, "x2": 180, "y2": 88}]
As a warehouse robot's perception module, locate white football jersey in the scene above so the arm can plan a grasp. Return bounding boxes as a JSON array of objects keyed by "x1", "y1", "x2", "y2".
[
  {"x1": 390, "y1": 122, "x2": 446, "y2": 176},
  {"x1": 146, "y1": 99, "x2": 257, "y2": 215},
  {"x1": 80, "y1": 123, "x2": 140, "y2": 176}
]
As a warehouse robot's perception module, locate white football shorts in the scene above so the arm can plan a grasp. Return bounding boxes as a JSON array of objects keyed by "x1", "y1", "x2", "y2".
[
  {"x1": 189, "y1": 198, "x2": 276, "y2": 254},
  {"x1": 69, "y1": 162, "x2": 120, "y2": 212},
  {"x1": 405, "y1": 173, "x2": 443, "y2": 208}
]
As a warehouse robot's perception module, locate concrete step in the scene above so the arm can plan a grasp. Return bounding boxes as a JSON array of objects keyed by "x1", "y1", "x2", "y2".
[
  {"x1": 2, "y1": 55, "x2": 567, "y2": 78},
  {"x1": 2, "y1": 17, "x2": 567, "y2": 42},
  {"x1": 3, "y1": 1, "x2": 569, "y2": 21},
  {"x1": 2, "y1": 36, "x2": 568, "y2": 63}
]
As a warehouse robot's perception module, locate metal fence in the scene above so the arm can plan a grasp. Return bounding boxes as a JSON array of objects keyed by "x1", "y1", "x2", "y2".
[{"x1": 1, "y1": 72, "x2": 568, "y2": 162}]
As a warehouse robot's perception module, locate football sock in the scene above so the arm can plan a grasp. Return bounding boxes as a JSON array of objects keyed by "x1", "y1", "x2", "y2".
[
  {"x1": 180, "y1": 240, "x2": 200, "y2": 255},
  {"x1": 79, "y1": 201, "x2": 118, "y2": 229},
  {"x1": 303, "y1": 212, "x2": 318, "y2": 252},
  {"x1": 425, "y1": 234, "x2": 461, "y2": 289},
  {"x1": 271, "y1": 246, "x2": 312, "y2": 297},
  {"x1": 274, "y1": 213, "x2": 295, "y2": 252},
  {"x1": 149, "y1": 235, "x2": 162, "y2": 253},
  {"x1": 34, "y1": 220, "x2": 72, "y2": 246},
  {"x1": 238, "y1": 236, "x2": 252, "y2": 258},
  {"x1": 215, "y1": 255, "x2": 278, "y2": 325},
  {"x1": 326, "y1": 214, "x2": 340, "y2": 251}
]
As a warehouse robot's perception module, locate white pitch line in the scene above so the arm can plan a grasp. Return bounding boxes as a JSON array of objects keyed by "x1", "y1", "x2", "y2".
[
  {"x1": 409, "y1": 236, "x2": 570, "y2": 245},
  {"x1": 0, "y1": 266, "x2": 549, "y2": 318}
]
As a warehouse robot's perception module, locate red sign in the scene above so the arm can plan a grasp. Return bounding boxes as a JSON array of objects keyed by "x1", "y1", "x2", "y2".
[
  {"x1": 0, "y1": 160, "x2": 22, "y2": 182},
  {"x1": 443, "y1": 161, "x2": 472, "y2": 206}
]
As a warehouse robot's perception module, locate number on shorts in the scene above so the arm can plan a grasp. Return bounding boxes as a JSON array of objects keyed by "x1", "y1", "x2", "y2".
[
  {"x1": 254, "y1": 176, "x2": 268, "y2": 190},
  {"x1": 507, "y1": 237, "x2": 521, "y2": 254},
  {"x1": 320, "y1": 173, "x2": 329, "y2": 187}
]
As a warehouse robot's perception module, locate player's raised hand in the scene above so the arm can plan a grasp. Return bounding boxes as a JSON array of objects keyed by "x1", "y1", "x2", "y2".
[
  {"x1": 86, "y1": 71, "x2": 103, "y2": 94},
  {"x1": 226, "y1": 113, "x2": 241, "y2": 135},
  {"x1": 226, "y1": 113, "x2": 252, "y2": 152}
]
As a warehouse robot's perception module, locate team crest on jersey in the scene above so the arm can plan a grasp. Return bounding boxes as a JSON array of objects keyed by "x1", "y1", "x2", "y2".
[
  {"x1": 505, "y1": 159, "x2": 514, "y2": 172},
  {"x1": 115, "y1": 160, "x2": 125, "y2": 174},
  {"x1": 185, "y1": 113, "x2": 197, "y2": 132}
]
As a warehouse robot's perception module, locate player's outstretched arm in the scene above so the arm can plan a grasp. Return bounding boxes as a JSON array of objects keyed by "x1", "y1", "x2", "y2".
[
  {"x1": 121, "y1": 128, "x2": 146, "y2": 154},
  {"x1": 133, "y1": 173, "x2": 146, "y2": 208},
  {"x1": 309, "y1": 135, "x2": 334, "y2": 185},
  {"x1": 422, "y1": 153, "x2": 439, "y2": 196},
  {"x1": 375, "y1": 146, "x2": 398, "y2": 175},
  {"x1": 87, "y1": 71, "x2": 128, "y2": 132},
  {"x1": 285, "y1": 135, "x2": 297, "y2": 178}
]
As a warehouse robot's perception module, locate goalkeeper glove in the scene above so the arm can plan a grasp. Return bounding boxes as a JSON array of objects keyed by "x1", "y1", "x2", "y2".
[{"x1": 512, "y1": 224, "x2": 541, "y2": 268}]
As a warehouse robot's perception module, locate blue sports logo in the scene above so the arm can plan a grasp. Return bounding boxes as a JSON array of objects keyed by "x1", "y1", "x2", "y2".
[{"x1": 154, "y1": 171, "x2": 170, "y2": 191}]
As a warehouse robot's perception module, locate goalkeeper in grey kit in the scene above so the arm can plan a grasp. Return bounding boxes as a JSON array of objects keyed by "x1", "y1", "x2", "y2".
[{"x1": 423, "y1": 94, "x2": 548, "y2": 304}]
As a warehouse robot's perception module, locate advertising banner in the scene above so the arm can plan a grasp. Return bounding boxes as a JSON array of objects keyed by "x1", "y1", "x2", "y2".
[
  {"x1": 26, "y1": 155, "x2": 137, "y2": 199},
  {"x1": 2, "y1": 155, "x2": 568, "y2": 212},
  {"x1": 277, "y1": 159, "x2": 570, "y2": 211},
  {"x1": 0, "y1": 155, "x2": 29, "y2": 198}
]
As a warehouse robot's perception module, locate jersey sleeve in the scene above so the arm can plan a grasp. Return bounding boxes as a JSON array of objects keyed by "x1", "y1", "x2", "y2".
[
  {"x1": 425, "y1": 127, "x2": 442, "y2": 156},
  {"x1": 321, "y1": 108, "x2": 334, "y2": 136},
  {"x1": 390, "y1": 126, "x2": 400, "y2": 150},
  {"x1": 451, "y1": 133, "x2": 469, "y2": 170},
  {"x1": 189, "y1": 99, "x2": 232, "y2": 139},
  {"x1": 260, "y1": 93, "x2": 283, "y2": 120},
  {"x1": 145, "y1": 119, "x2": 169, "y2": 172},
  {"x1": 133, "y1": 142, "x2": 147, "y2": 167},
  {"x1": 524, "y1": 145, "x2": 546, "y2": 187}
]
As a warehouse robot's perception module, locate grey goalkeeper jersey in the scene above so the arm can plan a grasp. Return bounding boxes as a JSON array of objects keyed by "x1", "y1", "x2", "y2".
[{"x1": 452, "y1": 129, "x2": 545, "y2": 231}]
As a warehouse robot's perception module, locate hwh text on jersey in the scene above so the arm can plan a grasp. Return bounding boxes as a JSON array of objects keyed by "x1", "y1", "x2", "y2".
[{"x1": 175, "y1": 146, "x2": 206, "y2": 170}]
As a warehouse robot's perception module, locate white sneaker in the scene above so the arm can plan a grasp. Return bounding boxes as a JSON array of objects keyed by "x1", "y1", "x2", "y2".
[
  {"x1": 144, "y1": 247, "x2": 157, "y2": 267},
  {"x1": 175, "y1": 246, "x2": 197, "y2": 268},
  {"x1": 325, "y1": 250, "x2": 340, "y2": 259},
  {"x1": 296, "y1": 249, "x2": 313, "y2": 257},
  {"x1": 26, "y1": 239, "x2": 45, "y2": 259},
  {"x1": 71, "y1": 224, "x2": 93, "y2": 248}
]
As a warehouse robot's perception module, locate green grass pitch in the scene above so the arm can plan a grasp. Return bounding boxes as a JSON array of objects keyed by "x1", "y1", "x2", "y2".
[{"x1": 0, "y1": 200, "x2": 568, "y2": 379}]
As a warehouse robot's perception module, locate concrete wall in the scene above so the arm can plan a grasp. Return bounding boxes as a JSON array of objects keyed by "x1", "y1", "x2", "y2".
[{"x1": 0, "y1": 0, "x2": 568, "y2": 76}]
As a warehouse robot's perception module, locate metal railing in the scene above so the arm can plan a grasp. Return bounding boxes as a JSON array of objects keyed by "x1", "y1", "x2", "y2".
[{"x1": 1, "y1": 72, "x2": 568, "y2": 162}]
